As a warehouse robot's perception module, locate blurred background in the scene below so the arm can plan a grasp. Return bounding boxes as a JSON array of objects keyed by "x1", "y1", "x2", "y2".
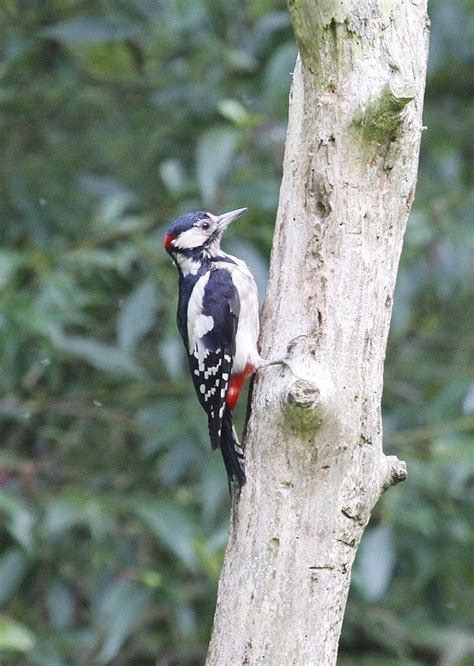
[{"x1": 0, "y1": 1, "x2": 472, "y2": 664}]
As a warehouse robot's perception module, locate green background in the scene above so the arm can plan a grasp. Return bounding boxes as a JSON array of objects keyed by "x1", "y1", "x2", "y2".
[{"x1": 0, "y1": 1, "x2": 472, "y2": 664}]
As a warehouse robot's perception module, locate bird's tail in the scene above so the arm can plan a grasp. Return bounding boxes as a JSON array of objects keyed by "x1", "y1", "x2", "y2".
[{"x1": 220, "y1": 405, "x2": 246, "y2": 487}]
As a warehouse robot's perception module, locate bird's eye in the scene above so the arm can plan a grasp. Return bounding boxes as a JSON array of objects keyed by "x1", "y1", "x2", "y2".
[{"x1": 201, "y1": 221, "x2": 210, "y2": 230}]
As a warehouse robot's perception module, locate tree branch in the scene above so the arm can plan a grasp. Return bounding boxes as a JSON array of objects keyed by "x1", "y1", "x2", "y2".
[{"x1": 207, "y1": 2, "x2": 429, "y2": 663}]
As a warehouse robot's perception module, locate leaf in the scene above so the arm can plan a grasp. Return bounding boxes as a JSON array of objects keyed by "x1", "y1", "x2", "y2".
[
  {"x1": 161, "y1": 438, "x2": 203, "y2": 485},
  {"x1": 254, "y1": 11, "x2": 291, "y2": 45},
  {"x1": 201, "y1": 456, "x2": 228, "y2": 525},
  {"x1": 44, "y1": 499, "x2": 86, "y2": 538},
  {"x1": 46, "y1": 582, "x2": 75, "y2": 628},
  {"x1": 217, "y1": 99, "x2": 257, "y2": 127},
  {"x1": 42, "y1": 18, "x2": 140, "y2": 44},
  {"x1": 75, "y1": 173, "x2": 134, "y2": 198},
  {"x1": 173, "y1": 604, "x2": 196, "y2": 638},
  {"x1": 196, "y1": 127, "x2": 239, "y2": 205},
  {"x1": 117, "y1": 281, "x2": 159, "y2": 352},
  {"x1": 55, "y1": 335, "x2": 143, "y2": 378},
  {"x1": 0, "y1": 492, "x2": 35, "y2": 552},
  {"x1": 136, "y1": 400, "x2": 184, "y2": 455},
  {"x1": 0, "y1": 250, "x2": 23, "y2": 288},
  {"x1": 355, "y1": 525, "x2": 395, "y2": 602},
  {"x1": 95, "y1": 192, "x2": 129, "y2": 226},
  {"x1": 96, "y1": 581, "x2": 151, "y2": 663},
  {"x1": 227, "y1": 240, "x2": 268, "y2": 304},
  {"x1": 44, "y1": 495, "x2": 109, "y2": 541},
  {"x1": 132, "y1": 499, "x2": 198, "y2": 571},
  {"x1": 160, "y1": 159, "x2": 186, "y2": 195},
  {"x1": 264, "y1": 42, "x2": 297, "y2": 105},
  {"x1": 159, "y1": 337, "x2": 185, "y2": 380},
  {"x1": 0, "y1": 548, "x2": 29, "y2": 605},
  {"x1": 0, "y1": 618, "x2": 35, "y2": 653},
  {"x1": 462, "y1": 383, "x2": 474, "y2": 414}
]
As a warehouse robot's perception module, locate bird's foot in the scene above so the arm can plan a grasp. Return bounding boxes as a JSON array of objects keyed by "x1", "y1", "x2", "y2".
[
  {"x1": 256, "y1": 357, "x2": 304, "y2": 381},
  {"x1": 256, "y1": 335, "x2": 310, "y2": 381}
]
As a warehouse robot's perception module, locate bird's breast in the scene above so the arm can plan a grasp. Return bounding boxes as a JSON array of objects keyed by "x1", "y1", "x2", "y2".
[{"x1": 228, "y1": 264, "x2": 260, "y2": 374}]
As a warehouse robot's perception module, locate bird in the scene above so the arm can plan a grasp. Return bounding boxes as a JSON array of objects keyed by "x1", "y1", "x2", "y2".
[{"x1": 164, "y1": 207, "x2": 260, "y2": 487}]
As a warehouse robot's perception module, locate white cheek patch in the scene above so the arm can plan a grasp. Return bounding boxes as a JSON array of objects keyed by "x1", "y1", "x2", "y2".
[{"x1": 174, "y1": 227, "x2": 208, "y2": 249}]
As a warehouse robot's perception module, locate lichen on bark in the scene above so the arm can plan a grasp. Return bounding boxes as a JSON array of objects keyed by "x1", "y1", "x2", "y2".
[{"x1": 352, "y1": 78, "x2": 416, "y2": 143}]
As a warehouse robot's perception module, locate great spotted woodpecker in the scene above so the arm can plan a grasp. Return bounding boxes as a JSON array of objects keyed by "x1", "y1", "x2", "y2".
[{"x1": 164, "y1": 208, "x2": 259, "y2": 486}]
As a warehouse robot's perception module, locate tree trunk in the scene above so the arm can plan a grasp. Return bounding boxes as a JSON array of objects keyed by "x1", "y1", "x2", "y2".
[{"x1": 206, "y1": 1, "x2": 429, "y2": 664}]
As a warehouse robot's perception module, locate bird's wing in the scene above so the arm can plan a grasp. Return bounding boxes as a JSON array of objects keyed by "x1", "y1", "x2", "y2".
[{"x1": 187, "y1": 268, "x2": 240, "y2": 449}]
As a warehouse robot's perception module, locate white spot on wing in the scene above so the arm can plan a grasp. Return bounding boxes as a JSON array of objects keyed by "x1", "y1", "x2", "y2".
[
  {"x1": 187, "y1": 273, "x2": 211, "y2": 354},
  {"x1": 195, "y1": 314, "x2": 214, "y2": 339},
  {"x1": 205, "y1": 385, "x2": 217, "y2": 400},
  {"x1": 204, "y1": 359, "x2": 222, "y2": 378}
]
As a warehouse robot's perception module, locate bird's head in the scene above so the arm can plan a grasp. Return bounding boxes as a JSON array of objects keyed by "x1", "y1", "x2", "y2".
[{"x1": 164, "y1": 208, "x2": 247, "y2": 261}]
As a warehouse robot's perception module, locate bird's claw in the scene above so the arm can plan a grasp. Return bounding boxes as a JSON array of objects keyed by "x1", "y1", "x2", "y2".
[{"x1": 256, "y1": 356, "x2": 305, "y2": 381}]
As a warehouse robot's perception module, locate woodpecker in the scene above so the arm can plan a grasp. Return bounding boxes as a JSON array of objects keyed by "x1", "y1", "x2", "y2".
[{"x1": 164, "y1": 207, "x2": 260, "y2": 486}]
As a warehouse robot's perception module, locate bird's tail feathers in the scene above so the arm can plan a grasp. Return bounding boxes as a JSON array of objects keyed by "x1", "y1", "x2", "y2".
[
  {"x1": 208, "y1": 415, "x2": 221, "y2": 450},
  {"x1": 220, "y1": 406, "x2": 246, "y2": 487}
]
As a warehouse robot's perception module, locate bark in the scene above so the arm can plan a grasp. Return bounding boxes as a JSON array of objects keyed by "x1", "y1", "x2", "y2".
[{"x1": 207, "y1": 1, "x2": 429, "y2": 664}]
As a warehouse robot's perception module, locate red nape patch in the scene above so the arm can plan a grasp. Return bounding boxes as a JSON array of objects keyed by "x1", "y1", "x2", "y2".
[
  {"x1": 226, "y1": 363, "x2": 255, "y2": 412},
  {"x1": 164, "y1": 233, "x2": 175, "y2": 251}
]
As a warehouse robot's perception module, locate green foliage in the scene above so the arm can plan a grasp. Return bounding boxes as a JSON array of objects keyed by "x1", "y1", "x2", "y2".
[{"x1": 0, "y1": 1, "x2": 472, "y2": 664}]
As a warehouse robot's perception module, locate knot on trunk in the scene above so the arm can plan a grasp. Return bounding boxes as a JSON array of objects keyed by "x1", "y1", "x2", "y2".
[
  {"x1": 280, "y1": 345, "x2": 334, "y2": 434},
  {"x1": 286, "y1": 379, "x2": 323, "y2": 432},
  {"x1": 381, "y1": 455, "x2": 407, "y2": 493}
]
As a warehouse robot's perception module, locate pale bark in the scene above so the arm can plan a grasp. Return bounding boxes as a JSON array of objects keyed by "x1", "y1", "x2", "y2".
[{"x1": 207, "y1": 2, "x2": 429, "y2": 664}]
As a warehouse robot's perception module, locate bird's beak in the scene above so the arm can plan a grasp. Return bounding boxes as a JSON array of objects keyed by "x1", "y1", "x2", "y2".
[{"x1": 216, "y1": 207, "x2": 248, "y2": 231}]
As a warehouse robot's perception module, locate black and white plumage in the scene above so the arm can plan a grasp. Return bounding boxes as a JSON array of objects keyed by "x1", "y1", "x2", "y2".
[{"x1": 164, "y1": 208, "x2": 260, "y2": 486}]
